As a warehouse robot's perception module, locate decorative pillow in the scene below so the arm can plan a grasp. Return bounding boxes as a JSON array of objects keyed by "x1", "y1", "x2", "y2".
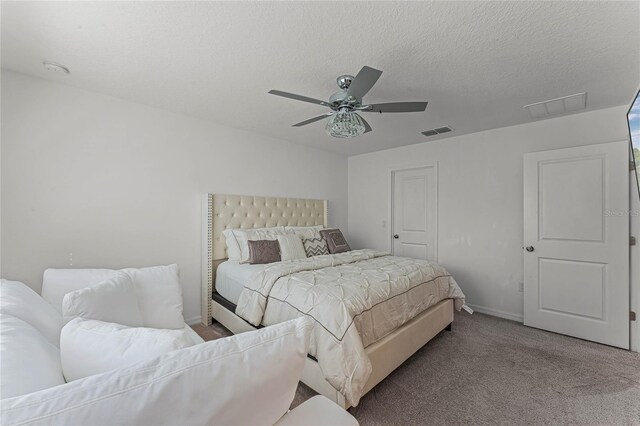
[
  {"x1": 2, "y1": 318, "x2": 313, "y2": 426},
  {"x1": 302, "y1": 237, "x2": 330, "y2": 257},
  {"x1": 60, "y1": 318, "x2": 195, "y2": 382},
  {"x1": 277, "y1": 235, "x2": 307, "y2": 261},
  {"x1": 121, "y1": 265, "x2": 184, "y2": 330},
  {"x1": 247, "y1": 240, "x2": 281, "y2": 264},
  {"x1": 319, "y1": 229, "x2": 351, "y2": 254},
  {"x1": 62, "y1": 273, "x2": 143, "y2": 327},
  {"x1": 284, "y1": 225, "x2": 324, "y2": 239},
  {"x1": 233, "y1": 227, "x2": 288, "y2": 262}
]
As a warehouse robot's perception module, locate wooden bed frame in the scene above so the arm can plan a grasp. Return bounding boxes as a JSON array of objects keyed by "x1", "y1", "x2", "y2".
[{"x1": 201, "y1": 193, "x2": 453, "y2": 408}]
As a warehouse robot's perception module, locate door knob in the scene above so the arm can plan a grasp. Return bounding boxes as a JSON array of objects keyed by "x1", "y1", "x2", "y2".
[
  {"x1": 525, "y1": 246, "x2": 535, "y2": 252},
  {"x1": 393, "y1": 234, "x2": 399, "y2": 239}
]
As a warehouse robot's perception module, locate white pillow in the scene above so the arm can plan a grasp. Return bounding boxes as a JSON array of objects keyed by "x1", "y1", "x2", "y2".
[
  {"x1": 0, "y1": 315, "x2": 66, "y2": 399},
  {"x1": 121, "y1": 264, "x2": 184, "y2": 329},
  {"x1": 42, "y1": 268, "x2": 118, "y2": 313},
  {"x1": 284, "y1": 225, "x2": 325, "y2": 239},
  {"x1": 62, "y1": 273, "x2": 143, "y2": 327},
  {"x1": 60, "y1": 318, "x2": 195, "y2": 382},
  {"x1": 222, "y1": 229, "x2": 242, "y2": 260},
  {"x1": 277, "y1": 235, "x2": 307, "y2": 261},
  {"x1": 0, "y1": 280, "x2": 63, "y2": 346},
  {"x1": 3, "y1": 318, "x2": 313, "y2": 426},
  {"x1": 234, "y1": 227, "x2": 288, "y2": 263}
]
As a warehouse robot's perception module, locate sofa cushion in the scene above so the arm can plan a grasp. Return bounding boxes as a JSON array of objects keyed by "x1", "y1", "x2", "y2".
[
  {"x1": 0, "y1": 315, "x2": 66, "y2": 399},
  {"x1": 42, "y1": 268, "x2": 118, "y2": 313},
  {"x1": 60, "y1": 318, "x2": 195, "y2": 382},
  {"x1": 120, "y1": 265, "x2": 184, "y2": 329},
  {"x1": 2, "y1": 317, "x2": 312, "y2": 426},
  {"x1": 62, "y1": 273, "x2": 143, "y2": 327},
  {"x1": 0, "y1": 280, "x2": 63, "y2": 347}
]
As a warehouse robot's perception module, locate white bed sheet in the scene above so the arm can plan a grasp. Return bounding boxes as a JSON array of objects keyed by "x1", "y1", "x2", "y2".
[{"x1": 215, "y1": 261, "x2": 265, "y2": 305}]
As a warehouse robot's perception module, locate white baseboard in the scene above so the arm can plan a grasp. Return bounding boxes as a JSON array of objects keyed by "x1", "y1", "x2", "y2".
[
  {"x1": 185, "y1": 316, "x2": 202, "y2": 326},
  {"x1": 466, "y1": 304, "x2": 523, "y2": 323}
]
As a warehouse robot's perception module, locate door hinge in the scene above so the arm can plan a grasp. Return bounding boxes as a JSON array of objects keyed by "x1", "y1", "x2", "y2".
[
  {"x1": 631, "y1": 161, "x2": 637, "y2": 171},
  {"x1": 631, "y1": 236, "x2": 637, "y2": 246},
  {"x1": 631, "y1": 311, "x2": 637, "y2": 322}
]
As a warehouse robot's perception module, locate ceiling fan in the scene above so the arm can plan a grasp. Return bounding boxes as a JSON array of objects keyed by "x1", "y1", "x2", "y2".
[{"x1": 268, "y1": 66, "x2": 428, "y2": 138}]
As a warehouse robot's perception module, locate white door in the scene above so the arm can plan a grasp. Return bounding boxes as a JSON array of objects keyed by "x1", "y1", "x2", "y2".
[
  {"x1": 392, "y1": 166, "x2": 437, "y2": 262},
  {"x1": 524, "y1": 141, "x2": 629, "y2": 349}
]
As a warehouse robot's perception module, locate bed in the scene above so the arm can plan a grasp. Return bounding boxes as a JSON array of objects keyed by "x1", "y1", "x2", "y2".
[{"x1": 201, "y1": 194, "x2": 465, "y2": 408}]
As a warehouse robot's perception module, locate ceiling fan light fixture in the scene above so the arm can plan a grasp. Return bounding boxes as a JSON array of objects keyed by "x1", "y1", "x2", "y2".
[{"x1": 325, "y1": 109, "x2": 366, "y2": 138}]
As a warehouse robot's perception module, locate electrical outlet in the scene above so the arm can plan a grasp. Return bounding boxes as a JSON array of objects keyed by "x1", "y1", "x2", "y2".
[{"x1": 518, "y1": 282, "x2": 524, "y2": 292}]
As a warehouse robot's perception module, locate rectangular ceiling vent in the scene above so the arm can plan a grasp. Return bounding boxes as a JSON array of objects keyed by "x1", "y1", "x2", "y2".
[
  {"x1": 421, "y1": 126, "x2": 452, "y2": 137},
  {"x1": 524, "y1": 92, "x2": 587, "y2": 119}
]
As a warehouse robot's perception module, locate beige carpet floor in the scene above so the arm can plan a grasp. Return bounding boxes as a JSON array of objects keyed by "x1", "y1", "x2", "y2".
[{"x1": 192, "y1": 313, "x2": 640, "y2": 425}]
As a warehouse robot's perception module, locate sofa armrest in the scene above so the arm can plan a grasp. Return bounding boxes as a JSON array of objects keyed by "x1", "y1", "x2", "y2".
[{"x1": 275, "y1": 396, "x2": 359, "y2": 426}]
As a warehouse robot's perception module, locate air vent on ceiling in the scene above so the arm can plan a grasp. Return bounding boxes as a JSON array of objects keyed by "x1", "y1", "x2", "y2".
[
  {"x1": 421, "y1": 126, "x2": 452, "y2": 137},
  {"x1": 524, "y1": 92, "x2": 587, "y2": 119}
]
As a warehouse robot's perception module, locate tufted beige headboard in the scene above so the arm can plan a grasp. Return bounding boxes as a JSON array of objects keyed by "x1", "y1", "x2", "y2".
[{"x1": 201, "y1": 194, "x2": 328, "y2": 325}]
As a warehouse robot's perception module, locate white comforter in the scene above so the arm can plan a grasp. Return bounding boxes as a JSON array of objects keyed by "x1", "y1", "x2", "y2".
[{"x1": 235, "y1": 249, "x2": 465, "y2": 406}]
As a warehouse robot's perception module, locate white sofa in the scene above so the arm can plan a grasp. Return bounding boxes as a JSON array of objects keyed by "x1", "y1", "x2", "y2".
[{"x1": 0, "y1": 273, "x2": 358, "y2": 426}]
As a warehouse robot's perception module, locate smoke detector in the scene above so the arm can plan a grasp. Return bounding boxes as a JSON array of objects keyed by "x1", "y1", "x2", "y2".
[
  {"x1": 43, "y1": 61, "x2": 70, "y2": 74},
  {"x1": 524, "y1": 92, "x2": 587, "y2": 119}
]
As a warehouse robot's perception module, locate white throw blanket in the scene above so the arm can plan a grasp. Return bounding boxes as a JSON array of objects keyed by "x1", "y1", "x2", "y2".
[{"x1": 235, "y1": 249, "x2": 465, "y2": 406}]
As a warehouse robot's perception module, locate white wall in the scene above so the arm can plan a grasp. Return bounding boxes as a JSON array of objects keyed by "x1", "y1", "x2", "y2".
[
  {"x1": 1, "y1": 71, "x2": 348, "y2": 323},
  {"x1": 349, "y1": 106, "x2": 633, "y2": 322}
]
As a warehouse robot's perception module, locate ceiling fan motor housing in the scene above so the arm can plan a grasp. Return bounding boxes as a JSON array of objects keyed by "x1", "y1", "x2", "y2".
[
  {"x1": 331, "y1": 75, "x2": 361, "y2": 109},
  {"x1": 336, "y1": 74, "x2": 354, "y2": 89},
  {"x1": 329, "y1": 90, "x2": 357, "y2": 108}
]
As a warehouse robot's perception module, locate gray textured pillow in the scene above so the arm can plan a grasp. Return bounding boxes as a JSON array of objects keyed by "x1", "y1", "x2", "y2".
[
  {"x1": 302, "y1": 237, "x2": 329, "y2": 257},
  {"x1": 319, "y1": 229, "x2": 351, "y2": 254},
  {"x1": 247, "y1": 240, "x2": 281, "y2": 264}
]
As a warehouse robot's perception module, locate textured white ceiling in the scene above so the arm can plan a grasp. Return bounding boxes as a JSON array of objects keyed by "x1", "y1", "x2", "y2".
[{"x1": 2, "y1": 1, "x2": 639, "y2": 156}]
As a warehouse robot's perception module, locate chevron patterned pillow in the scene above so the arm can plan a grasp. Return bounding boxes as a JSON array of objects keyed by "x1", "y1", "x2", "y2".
[{"x1": 302, "y1": 237, "x2": 329, "y2": 257}]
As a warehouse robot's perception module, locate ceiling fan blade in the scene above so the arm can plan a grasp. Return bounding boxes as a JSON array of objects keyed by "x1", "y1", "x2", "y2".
[
  {"x1": 346, "y1": 66, "x2": 382, "y2": 100},
  {"x1": 360, "y1": 115, "x2": 372, "y2": 133},
  {"x1": 269, "y1": 90, "x2": 332, "y2": 107},
  {"x1": 292, "y1": 112, "x2": 333, "y2": 127},
  {"x1": 364, "y1": 102, "x2": 428, "y2": 113}
]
